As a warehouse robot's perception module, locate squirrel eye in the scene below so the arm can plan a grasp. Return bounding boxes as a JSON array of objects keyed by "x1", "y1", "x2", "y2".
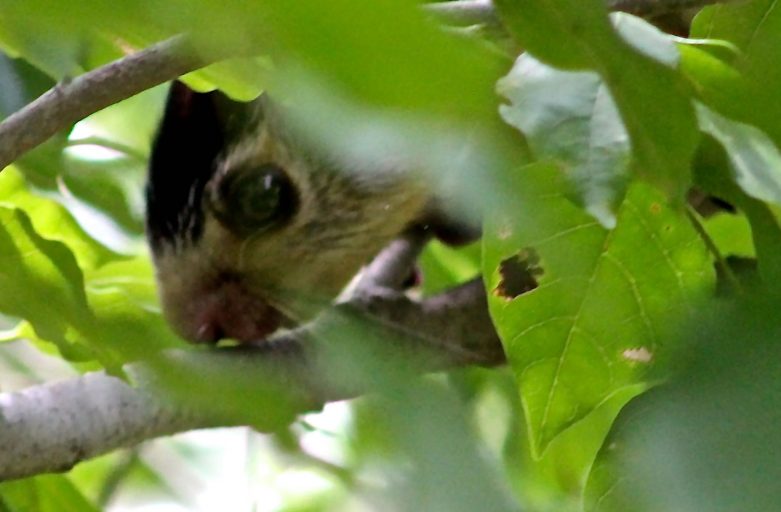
[{"x1": 210, "y1": 163, "x2": 297, "y2": 236}]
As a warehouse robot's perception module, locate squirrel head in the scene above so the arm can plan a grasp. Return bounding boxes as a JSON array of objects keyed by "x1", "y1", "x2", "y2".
[{"x1": 146, "y1": 82, "x2": 428, "y2": 344}]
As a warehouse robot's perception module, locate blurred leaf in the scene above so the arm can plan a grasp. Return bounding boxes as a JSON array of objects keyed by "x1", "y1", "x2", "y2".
[
  {"x1": 0, "y1": 474, "x2": 99, "y2": 512},
  {"x1": 495, "y1": 6, "x2": 698, "y2": 198},
  {"x1": 71, "y1": 84, "x2": 166, "y2": 158},
  {"x1": 584, "y1": 294, "x2": 781, "y2": 512},
  {"x1": 277, "y1": 77, "x2": 509, "y2": 220},
  {"x1": 677, "y1": 45, "x2": 754, "y2": 124},
  {"x1": 59, "y1": 84, "x2": 169, "y2": 236},
  {"x1": 262, "y1": 0, "x2": 502, "y2": 120},
  {"x1": 0, "y1": 1, "x2": 265, "y2": 97},
  {"x1": 492, "y1": 0, "x2": 616, "y2": 70},
  {"x1": 181, "y1": 57, "x2": 270, "y2": 101},
  {"x1": 351, "y1": 379, "x2": 520, "y2": 512},
  {"x1": 691, "y1": 0, "x2": 781, "y2": 144},
  {"x1": 0, "y1": 54, "x2": 53, "y2": 117},
  {"x1": 483, "y1": 162, "x2": 713, "y2": 454},
  {"x1": 59, "y1": 163, "x2": 144, "y2": 238},
  {"x1": 0, "y1": 166, "x2": 174, "y2": 366},
  {"x1": 80, "y1": 257, "x2": 185, "y2": 364},
  {"x1": 696, "y1": 103, "x2": 781, "y2": 206},
  {"x1": 497, "y1": 55, "x2": 628, "y2": 227}
]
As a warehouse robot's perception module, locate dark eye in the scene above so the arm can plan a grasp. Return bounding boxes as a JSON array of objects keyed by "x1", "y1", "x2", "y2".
[{"x1": 209, "y1": 163, "x2": 298, "y2": 236}]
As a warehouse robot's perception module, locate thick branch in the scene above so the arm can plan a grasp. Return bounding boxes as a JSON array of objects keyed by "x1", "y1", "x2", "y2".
[
  {"x1": 0, "y1": 35, "x2": 219, "y2": 171},
  {"x1": 0, "y1": 278, "x2": 502, "y2": 481}
]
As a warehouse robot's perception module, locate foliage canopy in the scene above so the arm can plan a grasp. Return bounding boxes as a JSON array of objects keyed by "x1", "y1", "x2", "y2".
[{"x1": 1, "y1": 1, "x2": 780, "y2": 510}]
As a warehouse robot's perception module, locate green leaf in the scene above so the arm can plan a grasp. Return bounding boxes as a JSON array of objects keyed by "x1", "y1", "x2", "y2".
[
  {"x1": 691, "y1": 0, "x2": 781, "y2": 145},
  {"x1": 0, "y1": 205, "x2": 92, "y2": 349},
  {"x1": 0, "y1": 167, "x2": 120, "y2": 270},
  {"x1": 702, "y1": 211, "x2": 754, "y2": 258},
  {"x1": 483, "y1": 163, "x2": 713, "y2": 454},
  {"x1": 696, "y1": 103, "x2": 781, "y2": 207},
  {"x1": 584, "y1": 294, "x2": 781, "y2": 512},
  {"x1": 259, "y1": 0, "x2": 502, "y2": 119},
  {"x1": 82, "y1": 257, "x2": 185, "y2": 364},
  {"x1": 0, "y1": 475, "x2": 99, "y2": 512},
  {"x1": 693, "y1": 137, "x2": 781, "y2": 285},
  {"x1": 20, "y1": 257, "x2": 185, "y2": 368},
  {"x1": 497, "y1": 55, "x2": 628, "y2": 228},
  {"x1": 419, "y1": 241, "x2": 482, "y2": 295},
  {"x1": 678, "y1": 45, "x2": 753, "y2": 121},
  {"x1": 492, "y1": 0, "x2": 617, "y2": 70},
  {"x1": 495, "y1": 4, "x2": 699, "y2": 198}
]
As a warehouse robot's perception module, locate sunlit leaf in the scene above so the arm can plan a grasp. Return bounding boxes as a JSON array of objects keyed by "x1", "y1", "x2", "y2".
[
  {"x1": 697, "y1": 103, "x2": 781, "y2": 207},
  {"x1": 80, "y1": 257, "x2": 185, "y2": 364},
  {"x1": 497, "y1": 55, "x2": 628, "y2": 227},
  {"x1": 0, "y1": 205, "x2": 92, "y2": 351},
  {"x1": 495, "y1": 4, "x2": 698, "y2": 197},
  {"x1": 0, "y1": 167, "x2": 119, "y2": 269},
  {"x1": 0, "y1": 475, "x2": 99, "y2": 512},
  {"x1": 692, "y1": 0, "x2": 781, "y2": 144},
  {"x1": 483, "y1": 162, "x2": 713, "y2": 454}
]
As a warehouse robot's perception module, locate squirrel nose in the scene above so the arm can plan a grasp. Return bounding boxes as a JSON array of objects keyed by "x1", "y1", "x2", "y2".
[
  {"x1": 195, "y1": 322, "x2": 225, "y2": 344},
  {"x1": 188, "y1": 299, "x2": 283, "y2": 344},
  {"x1": 164, "y1": 282, "x2": 285, "y2": 344}
]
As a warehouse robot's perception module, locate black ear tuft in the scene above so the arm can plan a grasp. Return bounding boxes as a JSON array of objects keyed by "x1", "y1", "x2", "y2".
[{"x1": 145, "y1": 82, "x2": 258, "y2": 251}]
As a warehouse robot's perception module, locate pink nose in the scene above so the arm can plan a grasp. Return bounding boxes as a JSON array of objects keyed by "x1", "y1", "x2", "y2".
[
  {"x1": 166, "y1": 282, "x2": 284, "y2": 344},
  {"x1": 192, "y1": 305, "x2": 282, "y2": 344}
]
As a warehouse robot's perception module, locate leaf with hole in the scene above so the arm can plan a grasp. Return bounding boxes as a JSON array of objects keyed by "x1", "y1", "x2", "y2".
[{"x1": 483, "y1": 162, "x2": 714, "y2": 454}]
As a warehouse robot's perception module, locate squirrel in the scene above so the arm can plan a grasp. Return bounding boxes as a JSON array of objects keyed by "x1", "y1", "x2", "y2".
[{"x1": 146, "y1": 82, "x2": 476, "y2": 344}]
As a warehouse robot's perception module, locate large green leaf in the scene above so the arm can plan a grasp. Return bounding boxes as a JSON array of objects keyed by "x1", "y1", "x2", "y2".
[
  {"x1": 691, "y1": 0, "x2": 781, "y2": 145},
  {"x1": 494, "y1": 3, "x2": 699, "y2": 198},
  {"x1": 0, "y1": 166, "x2": 179, "y2": 366},
  {"x1": 584, "y1": 294, "x2": 781, "y2": 512},
  {"x1": 483, "y1": 163, "x2": 713, "y2": 454},
  {"x1": 496, "y1": 14, "x2": 687, "y2": 228},
  {"x1": 0, "y1": 205, "x2": 92, "y2": 354}
]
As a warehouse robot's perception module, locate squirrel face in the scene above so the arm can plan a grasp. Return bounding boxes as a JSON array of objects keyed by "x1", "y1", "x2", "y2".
[{"x1": 146, "y1": 82, "x2": 429, "y2": 344}]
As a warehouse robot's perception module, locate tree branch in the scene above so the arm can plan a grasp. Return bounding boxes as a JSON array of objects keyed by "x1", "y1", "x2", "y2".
[
  {"x1": 0, "y1": 257, "x2": 502, "y2": 481},
  {"x1": 0, "y1": 35, "x2": 220, "y2": 171}
]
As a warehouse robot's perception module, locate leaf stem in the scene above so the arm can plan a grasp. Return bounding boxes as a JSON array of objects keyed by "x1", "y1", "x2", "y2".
[{"x1": 685, "y1": 206, "x2": 743, "y2": 295}]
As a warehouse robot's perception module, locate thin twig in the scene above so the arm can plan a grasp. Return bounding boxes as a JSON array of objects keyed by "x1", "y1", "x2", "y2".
[
  {"x1": 0, "y1": 35, "x2": 220, "y2": 171},
  {"x1": 685, "y1": 206, "x2": 743, "y2": 295},
  {"x1": 0, "y1": 279, "x2": 502, "y2": 481}
]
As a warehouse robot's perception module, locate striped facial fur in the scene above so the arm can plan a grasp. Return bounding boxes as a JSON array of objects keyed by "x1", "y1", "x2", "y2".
[{"x1": 146, "y1": 82, "x2": 429, "y2": 344}]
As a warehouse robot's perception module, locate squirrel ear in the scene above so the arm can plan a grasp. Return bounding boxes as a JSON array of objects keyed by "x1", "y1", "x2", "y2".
[{"x1": 146, "y1": 81, "x2": 261, "y2": 249}]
